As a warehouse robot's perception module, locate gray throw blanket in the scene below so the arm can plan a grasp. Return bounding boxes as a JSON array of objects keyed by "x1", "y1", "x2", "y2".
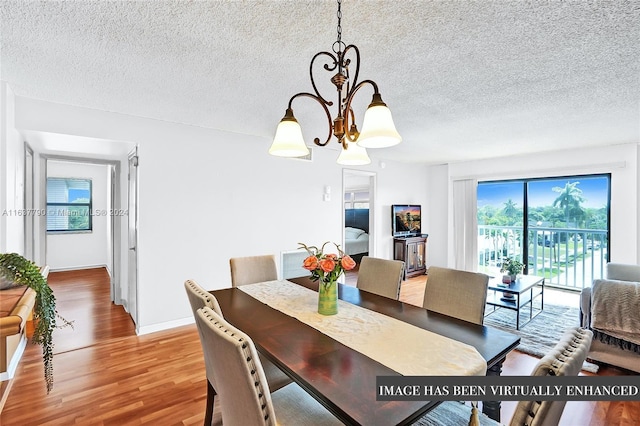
[{"x1": 591, "y1": 279, "x2": 640, "y2": 353}]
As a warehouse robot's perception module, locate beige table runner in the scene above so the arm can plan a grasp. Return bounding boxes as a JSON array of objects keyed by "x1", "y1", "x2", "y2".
[{"x1": 239, "y1": 280, "x2": 487, "y2": 376}]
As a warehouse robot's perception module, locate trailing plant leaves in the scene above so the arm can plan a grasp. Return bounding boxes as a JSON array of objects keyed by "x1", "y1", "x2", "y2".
[{"x1": 0, "y1": 253, "x2": 73, "y2": 393}]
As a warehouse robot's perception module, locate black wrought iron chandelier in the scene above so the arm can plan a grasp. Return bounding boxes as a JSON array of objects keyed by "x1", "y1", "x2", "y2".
[{"x1": 268, "y1": 0, "x2": 401, "y2": 165}]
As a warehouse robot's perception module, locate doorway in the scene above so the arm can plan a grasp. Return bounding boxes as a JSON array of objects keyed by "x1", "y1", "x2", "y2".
[
  {"x1": 21, "y1": 131, "x2": 137, "y2": 329},
  {"x1": 40, "y1": 155, "x2": 129, "y2": 316},
  {"x1": 343, "y1": 169, "x2": 376, "y2": 261}
]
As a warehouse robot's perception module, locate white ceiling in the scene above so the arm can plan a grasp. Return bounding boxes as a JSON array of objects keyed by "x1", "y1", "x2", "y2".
[{"x1": 1, "y1": 0, "x2": 639, "y2": 164}]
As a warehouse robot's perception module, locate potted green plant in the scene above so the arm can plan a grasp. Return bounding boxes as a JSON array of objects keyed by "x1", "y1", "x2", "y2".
[
  {"x1": 0, "y1": 253, "x2": 72, "y2": 393},
  {"x1": 500, "y1": 257, "x2": 524, "y2": 283}
]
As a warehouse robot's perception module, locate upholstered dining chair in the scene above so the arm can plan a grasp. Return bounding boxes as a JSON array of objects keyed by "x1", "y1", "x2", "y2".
[
  {"x1": 184, "y1": 280, "x2": 224, "y2": 426},
  {"x1": 184, "y1": 280, "x2": 291, "y2": 425},
  {"x1": 422, "y1": 266, "x2": 489, "y2": 325},
  {"x1": 356, "y1": 256, "x2": 405, "y2": 300},
  {"x1": 194, "y1": 306, "x2": 343, "y2": 425},
  {"x1": 229, "y1": 254, "x2": 278, "y2": 286},
  {"x1": 420, "y1": 327, "x2": 594, "y2": 426}
]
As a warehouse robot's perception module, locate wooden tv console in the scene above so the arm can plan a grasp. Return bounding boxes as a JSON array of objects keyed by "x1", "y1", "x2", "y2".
[{"x1": 393, "y1": 235, "x2": 428, "y2": 279}]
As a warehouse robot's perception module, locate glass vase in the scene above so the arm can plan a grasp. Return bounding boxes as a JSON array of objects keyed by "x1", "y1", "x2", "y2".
[{"x1": 318, "y1": 279, "x2": 338, "y2": 315}]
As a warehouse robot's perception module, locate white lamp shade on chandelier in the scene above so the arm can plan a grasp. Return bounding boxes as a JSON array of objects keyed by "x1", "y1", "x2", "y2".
[
  {"x1": 337, "y1": 141, "x2": 371, "y2": 165},
  {"x1": 269, "y1": 119, "x2": 310, "y2": 157},
  {"x1": 356, "y1": 104, "x2": 402, "y2": 148}
]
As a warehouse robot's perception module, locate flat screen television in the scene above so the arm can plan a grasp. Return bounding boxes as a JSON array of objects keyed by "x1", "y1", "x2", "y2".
[{"x1": 391, "y1": 205, "x2": 421, "y2": 237}]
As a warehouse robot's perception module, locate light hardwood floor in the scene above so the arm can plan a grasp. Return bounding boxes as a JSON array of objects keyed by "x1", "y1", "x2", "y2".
[{"x1": 1, "y1": 268, "x2": 638, "y2": 425}]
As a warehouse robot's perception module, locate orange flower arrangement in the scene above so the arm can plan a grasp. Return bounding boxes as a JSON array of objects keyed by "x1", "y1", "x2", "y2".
[{"x1": 299, "y1": 242, "x2": 356, "y2": 286}]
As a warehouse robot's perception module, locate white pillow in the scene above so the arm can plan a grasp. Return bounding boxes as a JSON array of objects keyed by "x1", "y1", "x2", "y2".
[{"x1": 345, "y1": 227, "x2": 366, "y2": 239}]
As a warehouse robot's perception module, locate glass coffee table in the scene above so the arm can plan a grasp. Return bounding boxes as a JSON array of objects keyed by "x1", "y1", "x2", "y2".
[{"x1": 486, "y1": 275, "x2": 545, "y2": 330}]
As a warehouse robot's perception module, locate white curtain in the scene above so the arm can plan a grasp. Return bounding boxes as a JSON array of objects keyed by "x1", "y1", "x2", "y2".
[{"x1": 453, "y1": 179, "x2": 478, "y2": 271}]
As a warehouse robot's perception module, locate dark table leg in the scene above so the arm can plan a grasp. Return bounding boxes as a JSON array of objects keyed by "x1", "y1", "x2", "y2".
[
  {"x1": 482, "y1": 358, "x2": 504, "y2": 422},
  {"x1": 516, "y1": 293, "x2": 521, "y2": 330}
]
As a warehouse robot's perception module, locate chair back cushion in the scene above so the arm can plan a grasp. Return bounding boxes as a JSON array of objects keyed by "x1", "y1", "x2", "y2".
[
  {"x1": 509, "y1": 327, "x2": 593, "y2": 426},
  {"x1": 422, "y1": 266, "x2": 489, "y2": 325},
  {"x1": 356, "y1": 256, "x2": 404, "y2": 300},
  {"x1": 230, "y1": 255, "x2": 278, "y2": 287},
  {"x1": 605, "y1": 263, "x2": 640, "y2": 282},
  {"x1": 184, "y1": 280, "x2": 223, "y2": 318},
  {"x1": 195, "y1": 307, "x2": 276, "y2": 426}
]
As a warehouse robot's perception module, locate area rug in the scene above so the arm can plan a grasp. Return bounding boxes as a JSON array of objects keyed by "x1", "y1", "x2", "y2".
[
  {"x1": 484, "y1": 302, "x2": 599, "y2": 373},
  {"x1": 414, "y1": 402, "x2": 495, "y2": 426}
]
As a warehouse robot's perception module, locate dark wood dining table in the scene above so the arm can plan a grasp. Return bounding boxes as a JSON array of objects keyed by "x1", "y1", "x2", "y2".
[{"x1": 211, "y1": 279, "x2": 520, "y2": 426}]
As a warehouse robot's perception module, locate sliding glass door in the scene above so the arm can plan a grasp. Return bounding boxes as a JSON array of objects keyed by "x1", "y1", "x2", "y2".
[
  {"x1": 477, "y1": 181, "x2": 524, "y2": 274},
  {"x1": 478, "y1": 174, "x2": 610, "y2": 290}
]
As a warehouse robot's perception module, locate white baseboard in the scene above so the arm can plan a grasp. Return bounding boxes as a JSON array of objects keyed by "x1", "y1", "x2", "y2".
[
  {"x1": 136, "y1": 317, "x2": 194, "y2": 336},
  {"x1": 49, "y1": 264, "x2": 109, "y2": 272}
]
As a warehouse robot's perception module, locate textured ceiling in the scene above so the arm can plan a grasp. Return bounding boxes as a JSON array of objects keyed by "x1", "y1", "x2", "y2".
[{"x1": 1, "y1": 0, "x2": 639, "y2": 164}]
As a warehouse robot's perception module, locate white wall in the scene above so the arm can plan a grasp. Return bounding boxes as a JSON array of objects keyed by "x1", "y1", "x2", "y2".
[
  {"x1": 13, "y1": 96, "x2": 428, "y2": 334},
  {"x1": 46, "y1": 160, "x2": 110, "y2": 270},
  {"x1": 369, "y1": 160, "x2": 430, "y2": 260},
  {"x1": 425, "y1": 143, "x2": 640, "y2": 268},
  {"x1": 0, "y1": 82, "x2": 25, "y2": 254},
  {"x1": 425, "y1": 164, "x2": 449, "y2": 268}
]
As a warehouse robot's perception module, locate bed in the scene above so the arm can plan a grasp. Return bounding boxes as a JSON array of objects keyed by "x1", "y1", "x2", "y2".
[
  {"x1": 345, "y1": 227, "x2": 369, "y2": 256},
  {"x1": 344, "y1": 208, "x2": 370, "y2": 256}
]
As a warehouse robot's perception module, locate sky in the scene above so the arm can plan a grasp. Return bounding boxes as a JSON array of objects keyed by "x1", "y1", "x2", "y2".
[{"x1": 477, "y1": 176, "x2": 609, "y2": 209}]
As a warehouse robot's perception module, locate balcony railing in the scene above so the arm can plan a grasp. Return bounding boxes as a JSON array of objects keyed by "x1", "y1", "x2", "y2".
[{"x1": 478, "y1": 225, "x2": 608, "y2": 291}]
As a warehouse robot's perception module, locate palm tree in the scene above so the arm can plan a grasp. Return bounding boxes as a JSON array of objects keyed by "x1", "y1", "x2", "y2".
[
  {"x1": 502, "y1": 199, "x2": 518, "y2": 220},
  {"x1": 552, "y1": 181, "x2": 585, "y2": 226}
]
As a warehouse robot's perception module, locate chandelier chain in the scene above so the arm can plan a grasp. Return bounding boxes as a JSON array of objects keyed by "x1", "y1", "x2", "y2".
[
  {"x1": 332, "y1": 0, "x2": 344, "y2": 54},
  {"x1": 336, "y1": 0, "x2": 342, "y2": 44}
]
